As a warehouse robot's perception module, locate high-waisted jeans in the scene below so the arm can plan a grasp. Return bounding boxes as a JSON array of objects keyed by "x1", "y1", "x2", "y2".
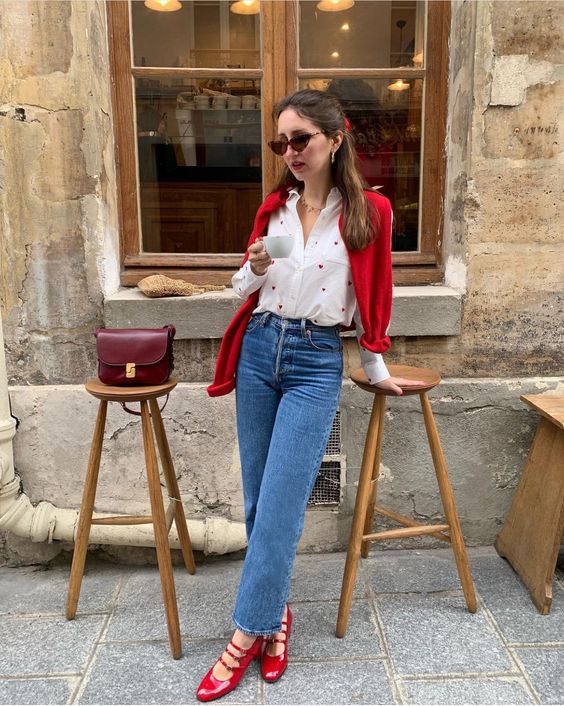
[{"x1": 232, "y1": 311, "x2": 343, "y2": 635}]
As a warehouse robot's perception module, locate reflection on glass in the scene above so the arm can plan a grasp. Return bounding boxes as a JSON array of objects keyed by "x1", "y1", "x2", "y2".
[
  {"x1": 300, "y1": 77, "x2": 422, "y2": 252},
  {"x1": 135, "y1": 77, "x2": 262, "y2": 253},
  {"x1": 299, "y1": 0, "x2": 425, "y2": 69},
  {"x1": 132, "y1": 0, "x2": 260, "y2": 68}
]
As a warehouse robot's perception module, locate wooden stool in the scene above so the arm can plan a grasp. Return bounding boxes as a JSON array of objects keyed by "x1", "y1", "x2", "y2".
[
  {"x1": 495, "y1": 395, "x2": 564, "y2": 614},
  {"x1": 336, "y1": 365, "x2": 477, "y2": 637},
  {"x1": 66, "y1": 378, "x2": 196, "y2": 659}
]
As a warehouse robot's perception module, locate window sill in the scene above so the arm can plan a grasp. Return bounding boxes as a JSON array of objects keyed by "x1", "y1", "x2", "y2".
[{"x1": 104, "y1": 286, "x2": 461, "y2": 338}]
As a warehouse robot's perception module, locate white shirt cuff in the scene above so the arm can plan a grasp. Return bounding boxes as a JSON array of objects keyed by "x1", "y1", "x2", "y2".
[
  {"x1": 231, "y1": 260, "x2": 267, "y2": 298},
  {"x1": 361, "y1": 355, "x2": 390, "y2": 385}
]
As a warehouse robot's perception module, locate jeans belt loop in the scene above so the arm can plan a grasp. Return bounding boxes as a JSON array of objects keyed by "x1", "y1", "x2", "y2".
[{"x1": 300, "y1": 318, "x2": 307, "y2": 338}]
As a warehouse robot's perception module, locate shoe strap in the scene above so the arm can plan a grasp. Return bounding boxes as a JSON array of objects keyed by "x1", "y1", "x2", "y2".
[
  {"x1": 229, "y1": 640, "x2": 251, "y2": 656},
  {"x1": 218, "y1": 655, "x2": 235, "y2": 673},
  {"x1": 225, "y1": 645, "x2": 242, "y2": 661},
  {"x1": 266, "y1": 637, "x2": 286, "y2": 645}
]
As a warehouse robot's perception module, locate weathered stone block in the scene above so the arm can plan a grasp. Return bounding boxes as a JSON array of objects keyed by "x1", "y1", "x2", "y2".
[
  {"x1": 492, "y1": 2, "x2": 564, "y2": 63},
  {"x1": 0, "y1": 1, "x2": 72, "y2": 77},
  {"x1": 468, "y1": 168, "x2": 563, "y2": 245},
  {"x1": 37, "y1": 110, "x2": 96, "y2": 202},
  {"x1": 485, "y1": 83, "x2": 563, "y2": 159}
]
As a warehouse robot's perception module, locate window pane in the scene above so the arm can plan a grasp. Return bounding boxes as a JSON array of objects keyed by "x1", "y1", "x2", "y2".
[
  {"x1": 131, "y1": 1, "x2": 260, "y2": 69},
  {"x1": 300, "y1": 77, "x2": 422, "y2": 252},
  {"x1": 299, "y1": 0, "x2": 425, "y2": 69},
  {"x1": 135, "y1": 77, "x2": 262, "y2": 253}
]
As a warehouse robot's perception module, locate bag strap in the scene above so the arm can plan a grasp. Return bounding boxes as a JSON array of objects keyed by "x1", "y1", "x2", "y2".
[{"x1": 120, "y1": 394, "x2": 169, "y2": 417}]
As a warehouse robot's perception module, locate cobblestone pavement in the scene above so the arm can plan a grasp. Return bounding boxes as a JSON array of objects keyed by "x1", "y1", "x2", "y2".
[{"x1": 1, "y1": 547, "x2": 563, "y2": 705}]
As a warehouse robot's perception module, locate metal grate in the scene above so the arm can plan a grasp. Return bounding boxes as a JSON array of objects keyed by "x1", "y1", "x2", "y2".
[
  {"x1": 324, "y1": 410, "x2": 341, "y2": 455},
  {"x1": 308, "y1": 412, "x2": 343, "y2": 506},
  {"x1": 308, "y1": 461, "x2": 342, "y2": 506}
]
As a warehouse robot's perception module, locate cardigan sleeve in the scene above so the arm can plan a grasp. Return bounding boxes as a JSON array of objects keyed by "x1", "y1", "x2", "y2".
[{"x1": 348, "y1": 194, "x2": 393, "y2": 355}]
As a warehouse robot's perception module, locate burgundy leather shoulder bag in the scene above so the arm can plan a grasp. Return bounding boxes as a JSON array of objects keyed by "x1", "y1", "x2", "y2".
[{"x1": 94, "y1": 325, "x2": 176, "y2": 387}]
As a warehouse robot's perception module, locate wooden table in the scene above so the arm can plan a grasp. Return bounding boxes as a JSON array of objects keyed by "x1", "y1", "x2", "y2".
[{"x1": 495, "y1": 394, "x2": 564, "y2": 614}]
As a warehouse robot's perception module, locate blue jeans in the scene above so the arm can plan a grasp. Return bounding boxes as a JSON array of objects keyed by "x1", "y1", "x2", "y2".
[{"x1": 232, "y1": 311, "x2": 343, "y2": 635}]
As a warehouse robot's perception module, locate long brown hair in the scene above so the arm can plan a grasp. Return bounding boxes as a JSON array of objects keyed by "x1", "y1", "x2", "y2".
[{"x1": 271, "y1": 89, "x2": 379, "y2": 250}]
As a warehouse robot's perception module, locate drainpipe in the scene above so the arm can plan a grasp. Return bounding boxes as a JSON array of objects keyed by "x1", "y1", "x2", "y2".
[{"x1": 0, "y1": 314, "x2": 247, "y2": 555}]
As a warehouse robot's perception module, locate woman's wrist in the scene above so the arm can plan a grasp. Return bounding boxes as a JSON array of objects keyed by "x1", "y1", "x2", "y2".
[{"x1": 250, "y1": 263, "x2": 268, "y2": 277}]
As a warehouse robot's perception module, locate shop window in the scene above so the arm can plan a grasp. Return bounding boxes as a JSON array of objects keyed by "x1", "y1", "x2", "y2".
[{"x1": 108, "y1": 1, "x2": 449, "y2": 285}]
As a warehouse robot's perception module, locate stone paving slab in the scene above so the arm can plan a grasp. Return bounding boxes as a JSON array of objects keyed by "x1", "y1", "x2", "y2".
[
  {"x1": 0, "y1": 561, "x2": 123, "y2": 616},
  {"x1": 290, "y1": 553, "x2": 365, "y2": 602},
  {"x1": 264, "y1": 660, "x2": 394, "y2": 705},
  {"x1": 0, "y1": 615, "x2": 106, "y2": 677},
  {"x1": 401, "y1": 677, "x2": 533, "y2": 705},
  {"x1": 514, "y1": 648, "x2": 564, "y2": 705},
  {"x1": 363, "y1": 549, "x2": 462, "y2": 595},
  {"x1": 105, "y1": 561, "x2": 241, "y2": 642},
  {"x1": 376, "y1": 592, "x2": 513, "y2": 675},
  {"x1": 0, "y1": 678, "x2": 75, "y2": 705},
  {"x1": 78, "y1": 640, "x2": 259, "y2": 705},
  {"x1": 472, "y1": 554, "x2": 564, "y2": 643},
  {"x1": 290, "y1": 600, "x2": 383, "y2": 659}
]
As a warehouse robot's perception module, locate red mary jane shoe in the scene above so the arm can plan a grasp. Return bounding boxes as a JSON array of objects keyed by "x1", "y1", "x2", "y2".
[
  {"x1": 261, "y1": 606, "x2": 293, "y2": 683},
  {"x1": 196, "y1": 636, "x2": 263, "y2": 702}
]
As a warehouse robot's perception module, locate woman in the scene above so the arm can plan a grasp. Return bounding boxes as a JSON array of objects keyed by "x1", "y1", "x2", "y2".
[{"x1": 197, "y1": 89, "x2": 423, "y2": 702}]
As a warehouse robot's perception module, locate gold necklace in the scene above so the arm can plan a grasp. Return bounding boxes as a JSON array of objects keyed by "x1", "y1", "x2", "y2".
[{"x1": 299, "y1": 192, "x2": 325, "y2": 214}]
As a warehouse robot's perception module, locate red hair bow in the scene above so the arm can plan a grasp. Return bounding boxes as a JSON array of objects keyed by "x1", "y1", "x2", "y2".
[{"x1": 344, "y1": 117, "x2": 352, "y2": 132}]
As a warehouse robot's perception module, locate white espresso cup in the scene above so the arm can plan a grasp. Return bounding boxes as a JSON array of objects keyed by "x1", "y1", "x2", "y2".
[{"x1": 262, "y1": 234, "x2": 294, "y2": 258}]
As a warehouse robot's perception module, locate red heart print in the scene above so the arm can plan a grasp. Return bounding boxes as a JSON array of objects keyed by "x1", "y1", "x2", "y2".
[
  {"x1": 272, "y1": 286, "x2": 276, "y2": 290},
  {"x1": 348, "y1": 280, "x2": 352, "y2": 285},
  {"x1": 314, "y1": 319, "x2": 318, "y2": 323},
  {"x1": 319, "y1": 264, "x2": 324, "y2": 269},
  {"x1": 334, "y1": 241, "x2": 338, "y2": 245},
  {"x1": 278, "y1": 304, "x2": 283, "y2": 309},
  {"x1": 322, "y1": 287, "x2": 326, "y2": 292},
  {"x1": 341, "y1": 307, "x2": 345, "y2": 312}
]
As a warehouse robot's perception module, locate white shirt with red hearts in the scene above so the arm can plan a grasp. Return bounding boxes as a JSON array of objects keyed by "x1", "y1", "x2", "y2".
[{"x1": 232, "y1": 187, "x2": 390, "y2": 383}]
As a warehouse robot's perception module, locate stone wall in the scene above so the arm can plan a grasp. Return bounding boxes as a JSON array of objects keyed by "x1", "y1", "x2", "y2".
[
  {"x1": 0, "y1": 1, "x2": 562, "y2": 564},
  {"x1": 0, "y1": 0, "x2": 119, "y2": 386}
]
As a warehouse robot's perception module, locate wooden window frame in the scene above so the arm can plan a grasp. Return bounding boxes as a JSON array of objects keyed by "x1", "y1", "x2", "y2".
[{"x1": 108, "y1": 0, "x2": 450, "y2": 287}]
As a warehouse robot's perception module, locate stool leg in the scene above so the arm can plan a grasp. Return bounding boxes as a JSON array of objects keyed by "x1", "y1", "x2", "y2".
[
  {"x1": 141, "y1": 400, "x2": 182, "y2": 659},
  {"x1": 361, "y1": 397, "x2": 386, "y2": 558},
  {"x1": 420, "y1": 392, "x2": 477, "y2": 613},
  {"x1": 149, "y1": 398, "x2": 196, "y2": 575},
  {"x1": 66, "y1": 400, "x2": 107, "y2": 620},
  {"x1": 336, "y1": 395, "x2": 385, "y2": 637}
]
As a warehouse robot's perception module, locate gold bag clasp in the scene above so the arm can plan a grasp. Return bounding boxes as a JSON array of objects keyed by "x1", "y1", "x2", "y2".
[{"x1": 126, "y1": 362, "x2": 136, "y2": 378}]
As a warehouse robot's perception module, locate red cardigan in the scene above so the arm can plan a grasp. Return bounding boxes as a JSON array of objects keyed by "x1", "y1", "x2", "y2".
[{"x1": 207, "y1": 187, "x2": 392, "y2": 397}]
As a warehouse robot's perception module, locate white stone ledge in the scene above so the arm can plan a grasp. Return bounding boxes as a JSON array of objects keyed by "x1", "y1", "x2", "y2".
[{"x1": 104, "y1": 285, "x2": 462, "y2": 339}]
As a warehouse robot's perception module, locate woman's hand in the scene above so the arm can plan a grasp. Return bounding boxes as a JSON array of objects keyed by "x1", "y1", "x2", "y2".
[
  {"x1": 371, "y1": 376, "x2": 427, "y2": 396},
  {"x1": 248, "y1": 238, "x2": 272, "y2": 276}
]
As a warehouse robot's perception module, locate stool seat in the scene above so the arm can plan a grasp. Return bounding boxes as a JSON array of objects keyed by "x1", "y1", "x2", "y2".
[
  {"x1": 351, "y1": 365, "x2": 441, "y2": 395},
  {"x1": 85, "y1": 377, "x2": 177, "y2": 402}
]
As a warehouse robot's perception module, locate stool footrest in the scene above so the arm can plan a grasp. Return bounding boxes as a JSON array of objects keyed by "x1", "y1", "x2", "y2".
[
  {"x1": 374, "y1": 505, "x2": 452, "y2": 543},
  {"x1": 364, "y1": 524, "x2": 450, "y2": 542},
  {"x1": 91, "y1": 515, "x2": 153, "y2": 526}
]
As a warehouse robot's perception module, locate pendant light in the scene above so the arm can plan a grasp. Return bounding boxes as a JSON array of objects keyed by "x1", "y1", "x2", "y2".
[
  {"x1": 388, "y1": 79, "x2": 410, "y2": 92},
  {"x1": 230, "y1": 0, "x2": 260, "y2": 14},
  {"x1": 144, "y1": 0, "x2": 182, "y2": 12},
  {"x1": 317, "y1": 0, "x2": 354, "y2": 12}
]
